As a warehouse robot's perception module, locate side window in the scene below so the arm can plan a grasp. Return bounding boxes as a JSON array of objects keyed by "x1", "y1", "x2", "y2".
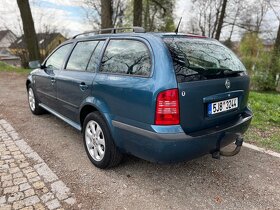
[
  {"x1": 66, "y1": 41, "x2": 98, "y2": 71},
  {"x1": 45, "y1": 44, "x2": 72, "y2": 70},
  {"x1": 100, "y1": 40, "x2": 151, "y2": 76},
  {"x1": 87, "y1": 41, "x2": 105, "y2": 72}
]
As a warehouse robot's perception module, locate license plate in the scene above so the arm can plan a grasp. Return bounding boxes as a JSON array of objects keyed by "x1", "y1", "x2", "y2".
[{"x1": 208, "y1": 97, "x2": 238, "y2": 115}]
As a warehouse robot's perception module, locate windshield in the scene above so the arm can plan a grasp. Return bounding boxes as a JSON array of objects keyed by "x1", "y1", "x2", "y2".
[{"x1": 164, "y1": 37, "x2": 246, "y2": 80}]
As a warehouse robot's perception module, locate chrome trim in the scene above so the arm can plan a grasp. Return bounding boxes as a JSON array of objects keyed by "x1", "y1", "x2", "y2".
[{"x1": 39, "y1": 103, "x2": 81, "y2": 131}]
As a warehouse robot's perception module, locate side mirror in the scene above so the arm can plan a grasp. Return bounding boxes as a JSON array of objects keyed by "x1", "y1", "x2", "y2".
[{"x1": 29, "y1": 60, "x2": 41, "y2": 69}]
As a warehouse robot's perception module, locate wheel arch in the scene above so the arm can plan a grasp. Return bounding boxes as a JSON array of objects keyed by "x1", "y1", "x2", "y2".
[
  {"x1": 79, "y1": 100, "x2": 113, "y2": 134},
  {"x1": 26, "y1": 74, "x2": 33, "y2": 89}
]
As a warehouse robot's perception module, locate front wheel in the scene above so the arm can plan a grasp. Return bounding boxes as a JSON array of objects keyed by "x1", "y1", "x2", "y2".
[
  {"x1": 27, "y1": 84, "x2": 45, "y2": 115},
  {"x1": 83, "y1": 112, "x2": 123, "y2": 169}
]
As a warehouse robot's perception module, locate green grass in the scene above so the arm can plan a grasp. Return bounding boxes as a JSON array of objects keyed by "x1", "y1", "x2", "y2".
[
  {"x1": 245, "y1": 91, "x2": 280, "y2": 152},
  {"x1": 0, "y1": 61, "x2": 30, "y2": 74}
]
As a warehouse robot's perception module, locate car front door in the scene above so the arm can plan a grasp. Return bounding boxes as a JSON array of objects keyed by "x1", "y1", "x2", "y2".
[
  {"x1": 56, "y1": 40, "x2": 105, "y2": 123},
  {"x1": 35, "y1": 43, "x2": 73, "y2": 110}
]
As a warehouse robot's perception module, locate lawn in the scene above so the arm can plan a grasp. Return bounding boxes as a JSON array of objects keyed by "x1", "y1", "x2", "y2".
[
  {"x1": 245, "y1": 91, "x2": 280, "y2": 152},
  {"x1": 0, "y1": 61, "x2": 30, "y2": 74}
]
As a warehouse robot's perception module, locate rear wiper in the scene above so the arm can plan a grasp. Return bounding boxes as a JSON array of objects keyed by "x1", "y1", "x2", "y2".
[
  {"x1": 222, "y1": 70, "x2": 244, "y2": 75},
  {"x1": 206, "y1": 68, "x2": 244, "y2": 76},
  {"x1": 176, "y1": 72, "x2": 207, "y2": 82}
]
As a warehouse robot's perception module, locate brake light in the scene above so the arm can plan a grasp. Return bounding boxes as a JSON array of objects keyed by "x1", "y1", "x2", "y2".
[{"x1": 155, "y1": 89, "x2": 180, "y2": 125}]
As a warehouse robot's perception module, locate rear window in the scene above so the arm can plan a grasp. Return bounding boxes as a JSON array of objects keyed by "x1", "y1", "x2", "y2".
[{"x1": 164, "y1": 37, "x2": 246, "y2": 81}]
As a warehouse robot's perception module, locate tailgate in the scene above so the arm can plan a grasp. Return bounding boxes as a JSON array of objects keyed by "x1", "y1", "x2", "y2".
[{"x1": 178, "y1": 76, "x2": 250, "y2": 133}]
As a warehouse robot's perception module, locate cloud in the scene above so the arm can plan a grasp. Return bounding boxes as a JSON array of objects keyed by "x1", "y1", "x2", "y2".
[{"x1": 0, "y1": 0, "x2": 92, "y2": 38}]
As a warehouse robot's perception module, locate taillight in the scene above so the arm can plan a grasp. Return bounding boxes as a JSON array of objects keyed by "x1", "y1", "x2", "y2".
[{"x1": 155, "y1": 89, "x2": 180, "y2": 125}]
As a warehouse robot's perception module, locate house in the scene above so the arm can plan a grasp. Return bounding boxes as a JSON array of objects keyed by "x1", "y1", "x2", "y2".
[
  {"x1": 10, "y1": 33, "x2": 67, "y2": 59},
  {"x1": 0, "y1": 49, "x2": 21, "y2": 67},
  {"x1": 0, "y1": 30, "x2": 20, "y2": 66},
  {"x1": 0, "y1": 30, "x2": 17, "y2": 49}
]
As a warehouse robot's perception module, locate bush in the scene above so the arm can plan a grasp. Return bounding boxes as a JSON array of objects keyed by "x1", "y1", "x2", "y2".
[
  {"x1": 239, "y1": 33, "x2": 279, "y2": 91},
  {"x1": 252, "y1": 72, "x2": 277, "y2": 91}
]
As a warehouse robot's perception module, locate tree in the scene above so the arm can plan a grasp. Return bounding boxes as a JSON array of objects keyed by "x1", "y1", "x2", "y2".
[
  {"x1": 225, "y1": 0, "x2": 244, "y2": 41},
  {"x1": 188, "y1": 0, "x2": 223, "y2": 37},
  {"x1": 16, "y1": 0, "x2": 40, "y2": 61},
  {"x1": 133, "y1": 0, "x2": 143, "y2": 26},
  {"x1": 143, "y1": 0, "x2": 175, "y2": 31},
  {"x1": 267, "y1": 0, "x2": 280, "y2": 89},
  {"x1": 237, "y1": 0, "x2": 268, "y2": 33},
  {"x1": 83, "y1": 0, "x2": 126, "y2": 29},
  {"x1": 215, "y1": 0, "x2": 228, "y2": 40},
  {"x1": 188, "y1": 0, "x2": 269, "y2": 39},
  {"x1": 101, "y1": 0, "x2": 113, "y2": 29}
]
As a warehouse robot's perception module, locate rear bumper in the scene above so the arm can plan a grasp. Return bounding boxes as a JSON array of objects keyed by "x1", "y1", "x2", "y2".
[{"x1": 113, "y1": 109, "x2": 253, "y2": 163}]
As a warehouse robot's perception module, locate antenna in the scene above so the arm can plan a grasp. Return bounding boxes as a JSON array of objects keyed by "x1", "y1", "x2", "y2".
[{"x1": 175, "y1": 17, "x2": 182, "y2": 34}]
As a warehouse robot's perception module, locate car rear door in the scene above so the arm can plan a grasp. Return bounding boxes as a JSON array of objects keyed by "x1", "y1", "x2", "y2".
[
  {"x1": 35, "y1": 43, "x2": 73, "y2": 110},
  {"x1": 55, "y1": 40, "x2": 105, "y2": 123}
]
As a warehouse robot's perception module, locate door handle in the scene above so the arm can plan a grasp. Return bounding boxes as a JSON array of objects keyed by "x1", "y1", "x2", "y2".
[
  {"x1": 79, "y1": 82, "x2": 88, "y2": 91},
  {"x1": 51, "y1": 77, "x2": 56, "y2": 85}
]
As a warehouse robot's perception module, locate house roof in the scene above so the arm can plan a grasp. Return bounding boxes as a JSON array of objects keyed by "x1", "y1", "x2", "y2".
[
  {"x1": 0, "y1": 30, "x2": 13, "y2": 41},
  {"x1": 10, "y1": 33, "x2": 65, "y2": 49}
]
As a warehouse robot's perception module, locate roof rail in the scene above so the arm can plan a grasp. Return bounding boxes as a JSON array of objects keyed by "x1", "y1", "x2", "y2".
[{"x1": 72, "y1": 27, "x2": 145, "y2": 39}]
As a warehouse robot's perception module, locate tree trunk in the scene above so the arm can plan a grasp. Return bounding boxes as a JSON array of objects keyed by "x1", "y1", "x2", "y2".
[
  {"x1": 101, "y1": 0, "x2": 113, "y2": 29},
  {"x1": 215, "y1": 0, "x2": 228, "y2": 40},
  {"x1": 270, "y1": 23, "x2": 280, "y2": 89},
  {"x1": 144, "y1": 0, "x2": 150, "y2": 29},
  {"x1": 133, "y1": 0, "x2": 143, "y2": 27},
  {"x1": 274, "y1": 23, "x2": 280, "y2": 54},
  {"x1": 16, "y1": 0, "x2": 40, "y2": 61},
  {"x1": 275, "y1": 23, "x2": 280, "y2": 89}
]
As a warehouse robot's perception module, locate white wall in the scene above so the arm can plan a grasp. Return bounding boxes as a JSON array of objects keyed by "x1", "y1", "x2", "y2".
[{"x1": 0, "y1": 32, "x2": 17, "y2": 48}]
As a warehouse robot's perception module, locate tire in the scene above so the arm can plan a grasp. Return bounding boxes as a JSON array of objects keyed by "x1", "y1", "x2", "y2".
[
  {"x1": 83, "y1": 112, "x2": 123, "y2": 169},
  {"x1": 27, "y1": 84, "x2": 45, "y2": 115}
]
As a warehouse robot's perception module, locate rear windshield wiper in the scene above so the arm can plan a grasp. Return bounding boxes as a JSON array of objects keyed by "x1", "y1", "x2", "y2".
[
  {"x1": 205, "y1": 68, "x2": 244, "y2": 76},
  {"x1": 176, "y1": 66, "x2": 208, "y2": 82},
  {"x1": 222, "y1": 70, "x2": 244, "y2": 75},
  {"x1": 177, "y1": 67, "x2": 244, "y2": 81}
]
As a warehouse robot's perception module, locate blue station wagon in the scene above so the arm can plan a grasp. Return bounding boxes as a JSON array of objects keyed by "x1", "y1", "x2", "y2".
[{"x1": 26, "y1": 27, "x2": 253, "y2": 169}]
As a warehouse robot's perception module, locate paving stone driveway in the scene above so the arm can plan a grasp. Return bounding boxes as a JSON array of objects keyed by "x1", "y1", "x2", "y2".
[{"x1": 0, "y1": 119, "x2": 77, "y2": 210}]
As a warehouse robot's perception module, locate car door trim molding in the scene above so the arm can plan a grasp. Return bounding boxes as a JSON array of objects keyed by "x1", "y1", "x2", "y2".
[
  {"x1": 36, "y1": 90, "x2": 56, "y2": 99},
  {"x1": 39, "y1": 103, "x2": 81, "y2": 131},
  {"x1": 56, "y1": 97, "x2": 79, "y2": 109}
]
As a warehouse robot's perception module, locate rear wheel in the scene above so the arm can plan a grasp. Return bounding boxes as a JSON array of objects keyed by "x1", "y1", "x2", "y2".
[
  {"x1": 83, "y1": 112, "x2": 123, "y2": 169},
  {"x1": 27, "y1": 84, "x2": 45, "y2": 115}
]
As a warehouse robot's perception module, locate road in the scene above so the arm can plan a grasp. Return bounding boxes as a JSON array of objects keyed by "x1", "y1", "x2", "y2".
[{"x1": 0, "y1": 72, "x2": 280, "y2": 209}]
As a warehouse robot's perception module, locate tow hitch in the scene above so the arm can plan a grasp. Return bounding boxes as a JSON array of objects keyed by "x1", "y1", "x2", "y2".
[{"x1": 212, "y1": 135, "x2": 244, "y2": 159}]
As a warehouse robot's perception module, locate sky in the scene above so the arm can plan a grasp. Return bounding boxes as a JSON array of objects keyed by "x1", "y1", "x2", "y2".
[
  {"x1": 0, "y1": 0, "x2": 279, "y2": 40},
  {"x1": 0, "y1": 0, "x2": 91, "y2": 37},
  {"x1": 0, "y1": 0, "x2": 192, "y2": 38}
]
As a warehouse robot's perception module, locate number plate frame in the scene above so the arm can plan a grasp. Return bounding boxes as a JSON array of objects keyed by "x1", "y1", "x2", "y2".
[{"x1": 207, "y1": 97, "x2": 238, "y2": 115}]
